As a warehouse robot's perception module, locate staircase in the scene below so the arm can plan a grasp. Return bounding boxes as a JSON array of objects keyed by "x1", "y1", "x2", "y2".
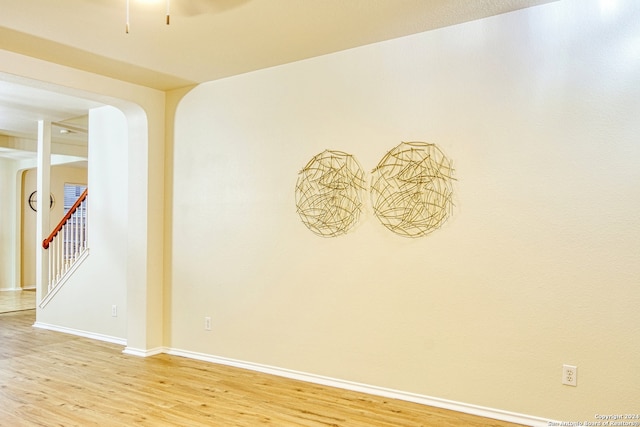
[{"x1": 42, "y1": 189, "x2": 88, "y2": 298}]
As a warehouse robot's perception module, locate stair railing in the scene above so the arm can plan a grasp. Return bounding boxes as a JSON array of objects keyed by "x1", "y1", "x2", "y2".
[{"x1": 42, "y1": 189, "x2": 88, "y2": 292}]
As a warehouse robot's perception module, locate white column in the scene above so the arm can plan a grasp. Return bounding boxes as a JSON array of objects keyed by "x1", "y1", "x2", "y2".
[{"x1": 35, "y1": 120, "x2": 52, "y2": 305}]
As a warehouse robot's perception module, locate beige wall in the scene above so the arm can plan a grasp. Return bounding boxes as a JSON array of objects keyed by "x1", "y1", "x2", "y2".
[
  {"x1": 0, "y1": 157, "x2": 18, "y2": 290},
  {"x1": 170, "y1": 0, "x2": 640, "y2": 421},
  {"x1": 1, "y1": 0, "x2": 638, "y2": 422},
  {"x1": 20, "y1": 165, "x2": 87, "y2": 288}
]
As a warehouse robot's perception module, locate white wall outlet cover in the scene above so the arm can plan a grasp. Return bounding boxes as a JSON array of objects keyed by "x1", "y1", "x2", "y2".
[{"x1": 562, "y1": 364, "x2": 577, "y2": 386}]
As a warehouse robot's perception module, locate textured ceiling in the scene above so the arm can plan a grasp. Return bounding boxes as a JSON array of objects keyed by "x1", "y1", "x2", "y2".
[
  {"x1": 0, "y1": 0, "x2": 554, "y2": 91},
  {"x1": 0, "y1": 0, "x2": 555, "y2": 158}
]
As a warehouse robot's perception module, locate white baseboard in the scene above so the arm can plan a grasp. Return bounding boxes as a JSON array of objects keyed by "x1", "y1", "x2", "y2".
[
  {"x1": 122, "y1": 346, "x2": 165, "y2": 357},
  {"x1": 166, "y1": 348, "x2": 550, "y2": 427},
  {"x1": 22, "y1": 322, "x2": 552, "y2": 427},
  {"x1": 33, "y1": 321, "x2": 126, "y2": 346}
]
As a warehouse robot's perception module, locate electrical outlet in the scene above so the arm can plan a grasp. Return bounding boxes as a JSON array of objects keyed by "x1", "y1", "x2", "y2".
[
  {"x1": 562, "y1": 364, "x2": 577, "y2": 386},
  {"x1": 111, "y1": 305, "x2": 117, "y2": 317},
  {"x1": 204, "y1": 316, "x2": 211, "y2": 331}
]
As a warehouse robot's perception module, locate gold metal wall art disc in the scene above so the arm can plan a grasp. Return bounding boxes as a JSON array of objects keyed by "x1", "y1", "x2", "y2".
[
  {"x1": 295, "y1": 150, "x2": 366, "y2": 237},
  {"x1": 370, "y1": 142, "x2": 454, "y2": 238}
]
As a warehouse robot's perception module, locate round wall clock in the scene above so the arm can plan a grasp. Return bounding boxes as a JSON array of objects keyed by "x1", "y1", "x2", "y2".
[{"x1": 28, "y1": 191, "x2": 55, "y2": 212}]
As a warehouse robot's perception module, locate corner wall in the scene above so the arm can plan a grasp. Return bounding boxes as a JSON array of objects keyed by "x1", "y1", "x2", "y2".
[{"x1": 170, "y1": 0, "x2": 640, "y2": 421}]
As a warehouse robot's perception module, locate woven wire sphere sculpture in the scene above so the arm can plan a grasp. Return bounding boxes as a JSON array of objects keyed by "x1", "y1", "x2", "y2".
[
  {"x1": 371, "y1": 142, "x2": 455, "y2": 238},
  {"x1": 295, "y1": 150, "x2": 366, "y2": 237}
]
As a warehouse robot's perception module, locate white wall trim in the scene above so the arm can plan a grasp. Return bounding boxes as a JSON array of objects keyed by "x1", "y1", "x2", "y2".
[
  {"x1": 33, "y1": 321, "x2": 126, "y2": 346},
  {"x1": 122, "y1": 346, "x2": 165, "y2": 357},
  {"x1": 166, "y1": 348, "x2": 550, "y2": 427}
]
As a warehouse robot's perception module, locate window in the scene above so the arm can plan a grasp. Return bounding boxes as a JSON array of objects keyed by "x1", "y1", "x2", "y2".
[{"x1": 64, "y1": 183, "x2": 87, "y2": 214}]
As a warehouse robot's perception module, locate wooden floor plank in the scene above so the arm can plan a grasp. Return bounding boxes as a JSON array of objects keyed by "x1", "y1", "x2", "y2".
[{"x1": 0, "y1": 310, "x2": 525, "y2": 426}]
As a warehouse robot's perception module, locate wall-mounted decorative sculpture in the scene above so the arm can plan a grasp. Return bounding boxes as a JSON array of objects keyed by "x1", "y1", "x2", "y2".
[
  {"x1": 370, "y1": 142, "x2": 455, "y2": 238},
  {"x1": 295, "y1": 150, "x2": 366, "y2": 237}
]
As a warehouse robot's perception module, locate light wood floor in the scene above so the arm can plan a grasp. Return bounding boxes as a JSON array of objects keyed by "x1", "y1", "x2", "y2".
[
  {"x1": 0, "y1": 289, "x2": 36, "y2": 313},
  {"x1": 0, "y1": 310, "x2": 525, "y2": 427}
]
